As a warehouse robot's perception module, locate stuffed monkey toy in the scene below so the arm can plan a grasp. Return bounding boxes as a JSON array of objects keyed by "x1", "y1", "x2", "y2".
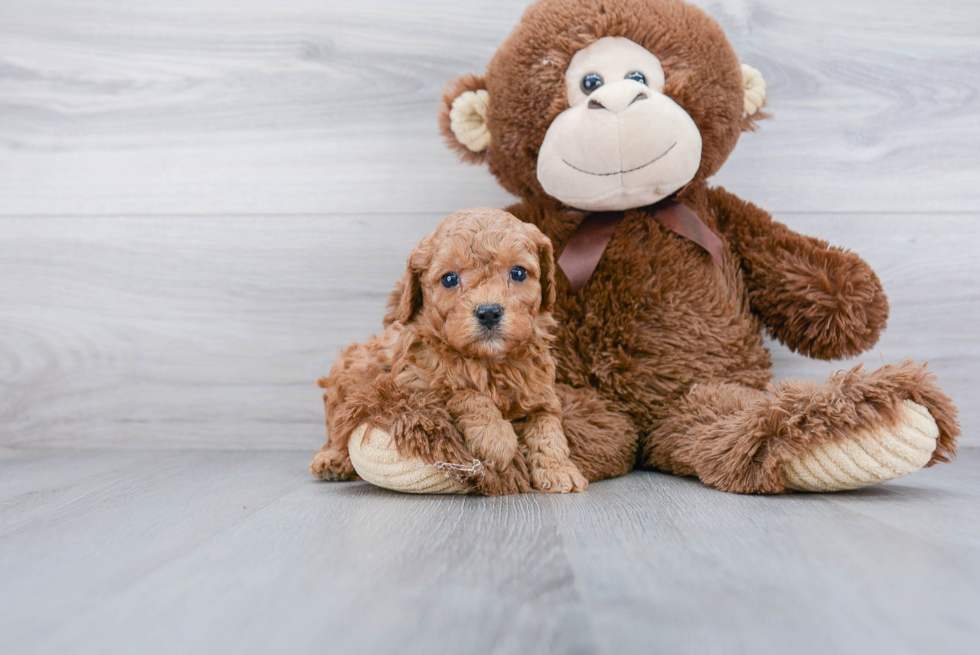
[{"x1": 316, "y1": 0, "x2": 959, "y2": 494}]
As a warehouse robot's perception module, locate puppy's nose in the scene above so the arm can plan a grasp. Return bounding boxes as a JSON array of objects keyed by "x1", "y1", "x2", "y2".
[{"x1": 474, "y1": 304, "x2": 504, "y2": 330}]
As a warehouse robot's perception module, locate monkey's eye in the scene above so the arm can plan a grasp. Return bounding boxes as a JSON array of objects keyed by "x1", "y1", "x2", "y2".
[
  {"x1": 625, "y1": 71, "x2": 646, "y2": 85},
  {"x1": 441, "y1": 272, "x2": 459, "y2": 288},
  {"x1": 581, "y1": 73, "x2": 604, "y2": 94},
  {"x1": 510, "y1": 266, "x2": 528, "y2": 282}
]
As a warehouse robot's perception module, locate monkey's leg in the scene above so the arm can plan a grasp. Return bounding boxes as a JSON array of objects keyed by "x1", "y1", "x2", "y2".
[
  {"x1": 639, "y1": 361, "x2": 958, "y2": 493},
  {"x1": 553, "y1": 384, "x2": 639, "y2": 483},
  {"x1": 312, "y1": 373, "x2": 485, "y2": 494},
  {"x1": 332, "y1": 382, "x2": 636, "y2": 493}
]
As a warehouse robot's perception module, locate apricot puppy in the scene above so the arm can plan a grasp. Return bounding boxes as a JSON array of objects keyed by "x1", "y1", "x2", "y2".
[{"x1": 311, "y1": 208, "x2": 587, "y2": 494}]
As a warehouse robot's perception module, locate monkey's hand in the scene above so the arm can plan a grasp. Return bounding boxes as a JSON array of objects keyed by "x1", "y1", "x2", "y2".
[{"x1": 710, "y1": 186, "x2": 888, "y2": 360}]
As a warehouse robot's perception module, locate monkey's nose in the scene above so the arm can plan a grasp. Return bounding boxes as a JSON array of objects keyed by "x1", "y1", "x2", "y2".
[
  {"x1": 588, "y1": 83, "x2": 648, "y2": 114},
  {"x1": 474, "y1": 304, "x2": 504, "y2": 330}
]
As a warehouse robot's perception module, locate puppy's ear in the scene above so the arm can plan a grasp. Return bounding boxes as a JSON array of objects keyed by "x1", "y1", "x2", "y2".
[
  {"x1": 439, "y1": 74, "x2": 491, "y2": 165},
  {"x1": 526, "y1": 223, "x2": 556, "y2": 313},
  {"x1": 383, "y1": 237, "x2": 430, "y2": 326}
]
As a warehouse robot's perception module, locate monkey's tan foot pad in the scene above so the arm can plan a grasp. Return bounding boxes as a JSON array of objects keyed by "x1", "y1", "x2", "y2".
[
  {"x1": 347, "y1": 424, "x2": 473, "y2": 494},
  {"x1": 783, "y1": 400, "x2": 939, "y2": 492}
]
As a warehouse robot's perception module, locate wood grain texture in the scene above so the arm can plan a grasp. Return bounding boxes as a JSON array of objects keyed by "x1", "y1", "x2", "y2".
[
  {"x1": 2, "y1": 3, "x2": 977, "y2": 652},
  {"x1": 1, "y1": 212, "x2": 976, "y2": 449},
  {"x1": 1, "y1": 0, "x2": 978, "y2": 215},
  {"x1": 1, "y1": 447, "x2": 979, "y2": 655}
]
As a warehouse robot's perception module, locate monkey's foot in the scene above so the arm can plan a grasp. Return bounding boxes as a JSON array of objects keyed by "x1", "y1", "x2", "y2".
[
  {"x1": 782, "y1": 400, "x2": 939, "y2": 492},
  {"x1": 347, "y1": 424, "x2": 471, "y2": 494}
]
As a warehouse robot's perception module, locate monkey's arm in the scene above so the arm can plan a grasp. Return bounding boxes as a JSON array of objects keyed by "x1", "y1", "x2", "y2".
[{"x1": 709, "y1": 186, "x2": 888, "y2": 360}]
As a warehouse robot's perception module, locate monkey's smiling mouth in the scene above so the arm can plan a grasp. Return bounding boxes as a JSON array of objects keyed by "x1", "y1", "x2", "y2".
[{"x1": 562, "y1": 142, "x2": 677, "y2": 177}]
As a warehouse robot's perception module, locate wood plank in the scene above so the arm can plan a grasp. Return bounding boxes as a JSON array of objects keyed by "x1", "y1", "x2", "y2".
[
  {"x1": 0, "y1": 213, "x2": 445, "y2": 449},
  {"x1": 1, "y1": 212, "x2": 976, "y2": 449},
  {"x1": 0, "y1": 449, "x2": 592, "y2": 655},
  {"x1": 1, "y1": 0, "x2": 978, "y2": 215},
  {"x1": 1, "y1": 448, "x2": 978, "y2": 654},
  {"x1": 549, "y1": 456, "x2": 980, "y2": 654}
]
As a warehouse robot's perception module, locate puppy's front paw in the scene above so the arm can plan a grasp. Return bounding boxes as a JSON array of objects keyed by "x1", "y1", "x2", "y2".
[
  {"x1": 470, "y1": 419, "x2": 519, "y2": 472},
  {"x1": 531, "y1": 462, "x2": 588, "y2": 494},
  {"x1": 479, "y1": 463, "x2": 532, "y2": 496},
  {"x1": 310, "y1": 449, "x2": 359, "y2": 481}
]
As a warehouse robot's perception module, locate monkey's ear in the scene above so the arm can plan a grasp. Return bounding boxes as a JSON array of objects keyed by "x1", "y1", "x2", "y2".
[
  {"x1": 526, "y1": 223, "x2": 556, "y2": 313},
  {"x1": 740, "y1": 64, "x2": 770, "y2": 131},
  {"x1": 439, "y1": 74, "x2": 491, "y2": 164},
  {"x1": 382, "y1": 237, "x2": 430, "y2": 326}
]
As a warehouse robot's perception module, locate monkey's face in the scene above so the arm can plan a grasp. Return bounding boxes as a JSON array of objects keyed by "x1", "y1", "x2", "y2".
[
  {"x1": 439, "y1": 0, "x2": 768, "y2": 212},
  {"x1": 536, "y1": 37, "x2": 703, "y2": 211}
]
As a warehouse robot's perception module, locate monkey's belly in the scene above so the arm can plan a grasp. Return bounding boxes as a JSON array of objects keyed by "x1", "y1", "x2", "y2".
[{"x1": 551, "y1": 281, "x2": 771, "y2": 434}]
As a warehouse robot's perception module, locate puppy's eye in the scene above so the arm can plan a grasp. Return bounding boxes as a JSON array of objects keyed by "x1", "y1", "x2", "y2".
[
  {"x1": 510, "y1": 266, "x2": 527, "y2": 282},
  {"x1": 625, "y1": 71, "x2": 646, "y2": 85},
  {"x1": 441, "y1": 272, "x2": 459, "y2": 288},
  {"x1": 581, "y1": 73, "x2": 603, "y2": 94}
]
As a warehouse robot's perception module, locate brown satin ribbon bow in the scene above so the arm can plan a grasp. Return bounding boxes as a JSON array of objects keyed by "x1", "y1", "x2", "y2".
[{"x1": 556, "y1": 200, "x2": 725, "y2": 293}]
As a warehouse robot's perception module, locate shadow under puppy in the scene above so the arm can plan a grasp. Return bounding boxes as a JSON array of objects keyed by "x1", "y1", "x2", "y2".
[{"x1": 311, "y1": 208, "x2": 587, "y2": 495}]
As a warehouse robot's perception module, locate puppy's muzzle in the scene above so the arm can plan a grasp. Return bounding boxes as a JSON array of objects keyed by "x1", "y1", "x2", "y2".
[{"x1": 474, "y1": 304, "x2": 504, "y2": 331}]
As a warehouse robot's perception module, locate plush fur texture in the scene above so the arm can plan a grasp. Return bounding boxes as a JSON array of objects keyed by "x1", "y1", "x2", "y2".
[
  {"x1": 311, "y1": 208, "x2": 588, "y2": 495},
  {"x1": 438, "y1": 0, "x2": 750, "y2": 202},
  {"x1": 423, "y1": 0, "x2": 960, "y2": 493}
]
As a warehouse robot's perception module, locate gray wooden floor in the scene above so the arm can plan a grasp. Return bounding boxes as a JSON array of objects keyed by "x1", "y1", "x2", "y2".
[
  {"x1": 1, "y1": 0, "x2": 979, "y2": 653},
  {"x1": 1, "y1": 448, "x2": 979, "y2": 655}
]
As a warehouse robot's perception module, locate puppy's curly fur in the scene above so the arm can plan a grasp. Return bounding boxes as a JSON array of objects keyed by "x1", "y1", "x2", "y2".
[{"x1": 311, "y1": 208, "x2": 587, "y2": 495}]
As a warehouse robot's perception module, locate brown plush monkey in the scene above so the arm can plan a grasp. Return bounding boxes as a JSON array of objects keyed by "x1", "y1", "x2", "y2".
[{"x1": 322, "y1": 0, "x2": 959, "y2": 494}]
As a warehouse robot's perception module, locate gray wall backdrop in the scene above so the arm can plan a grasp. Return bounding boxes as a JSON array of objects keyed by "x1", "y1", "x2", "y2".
[{"x1": 1, "y1": 0, "x2": 977, "y2": 450}]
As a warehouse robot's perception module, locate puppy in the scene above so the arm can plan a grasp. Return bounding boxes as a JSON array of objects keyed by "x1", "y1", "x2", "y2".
[{"x1": 310, "y1": 208, "x2": 587, "y2": 495}]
